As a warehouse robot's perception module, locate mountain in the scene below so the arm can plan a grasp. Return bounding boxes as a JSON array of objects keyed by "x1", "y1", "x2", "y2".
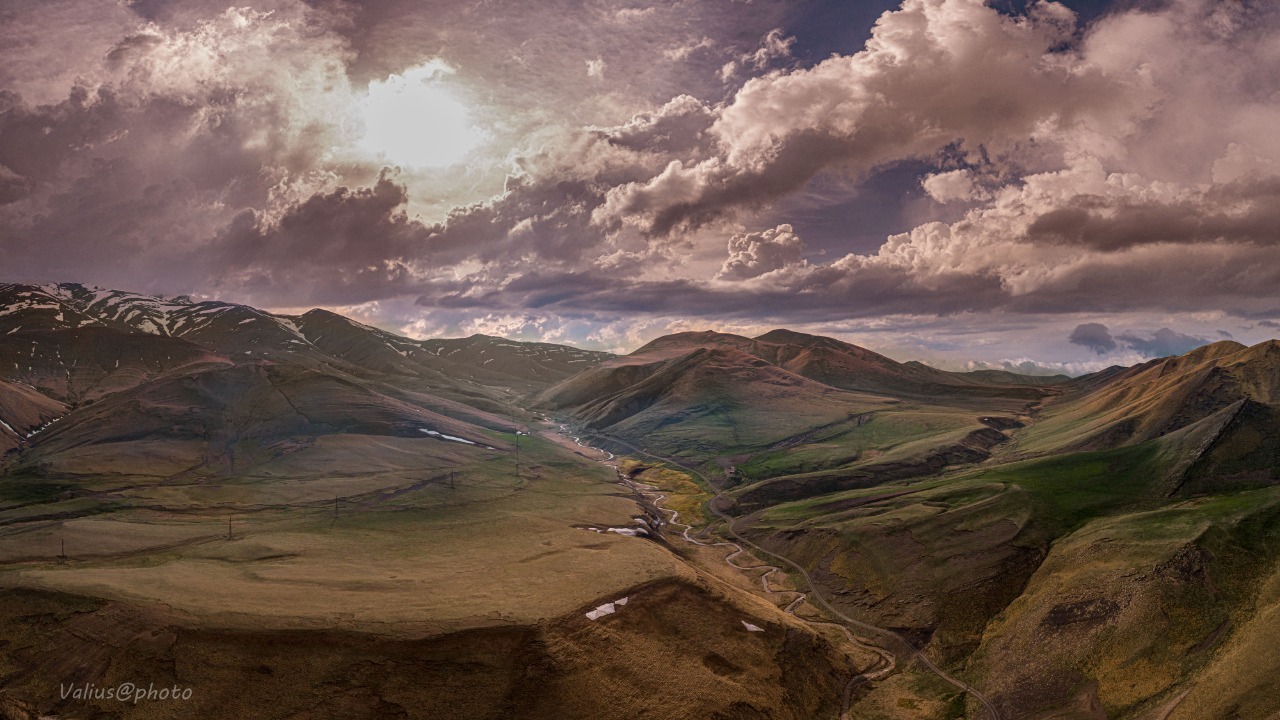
[
  {"x1": 8, "y1": 285, "x2": 1280, "y2": 719},
  {"x1": 0, "y1": 325, "x2": 232, "y2": 405},
  {"x1": 0, "y1": 285, "x2": 862, "y2": 720},
  {"x1": 540, "y1": 332, "x2": 1280, "y2": 718},
  {"x1": 295, "y1": 308, "x2": 608, "y2": 390},
  {"x1": 0, "y1": 283, "x2": 609, "y2": 479},
  {"x1": 945, "y1": 367, "x2": 1072, "y2": 386},
  {"x1": 541, "y1": 344, "x2": 900, "y2": 459},
  {"x1": 623, "y1": 329, "x2": 1052, "y2": 399},
  {"x1": 537, "y1": 329, "x2": 1056, "y2": 486},
  {"x1": 0, "y1": 378, "x2": 64, "y2": 455},
  {"x1": 1011, "y1": 339, "x2": 1280, "y2": 497},
  {"x1": 0, "y1": 283, "x2": 608, "y2": 403},
  {"x1": 679, "y1": 339, "x2": 1280, "y2": 719}
]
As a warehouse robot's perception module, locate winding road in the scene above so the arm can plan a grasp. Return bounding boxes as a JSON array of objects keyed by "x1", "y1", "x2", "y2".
[
  {"x1": 632, "y1": 479, "x2": 898, "y2": 719},
  {"x1": 557, "y1": 423, "x2": 1001, "y2": 720}
]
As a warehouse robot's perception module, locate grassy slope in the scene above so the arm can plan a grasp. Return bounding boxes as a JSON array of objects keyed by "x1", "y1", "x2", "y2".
[
  {"x1": 0, "y1": 574, "x2": 854, "y2": 720},
  {"x1": 548, "y1": 338, "x2": 1280, "y2": 719},
  {"x1": 0, "y1": 429, "x2": 865, "y2": 720},
  {"x1": 1, "y1": 433, "x2": 677, "y2": 631},
  {"x1": 745, "y1": 410, "x2": 1280, "y2": 718},
  {"x1": 968, "y1": 487, "x2": 1280, "y2": 719}
]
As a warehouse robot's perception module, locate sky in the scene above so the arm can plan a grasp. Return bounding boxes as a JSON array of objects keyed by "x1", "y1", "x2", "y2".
[{"x1": 2, "y1": 0, "x2": 1279, "y2": 373}]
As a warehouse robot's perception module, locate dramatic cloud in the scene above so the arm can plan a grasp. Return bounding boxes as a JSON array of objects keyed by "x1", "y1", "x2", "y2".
[
  {"x1": 922, "y1": 170, "x2": 985, "y2": 204},
  {"x1": 717, "y1": 224, "x2": 805, "y2": 280},
  {"x1": 596, "y1": 0, "x2": 1144, "y2": 235},
  {"x1": 719, "y1": 28, "x2": 797, "y2": 80},
  {"x1": 3, "y1": 0, "x2": 1280, "y2": 365},
  {"x1": 210, "y1": 176, "x2": 431, "y2": 304},
  {"x1": 1069, "y1": 323, "x2": 1118, "y2": 354},
  {"x1": 1024, "y1": 179, "x2": 1280, "y2": 252},
  {"x1": 0, "y1": 164, "x2": 32, "y2": 205}
]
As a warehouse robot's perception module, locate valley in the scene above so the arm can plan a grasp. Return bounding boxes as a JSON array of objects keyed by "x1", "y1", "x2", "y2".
[{"x1": 2, "y1": 284, "x2": 1279, "y2": 719}]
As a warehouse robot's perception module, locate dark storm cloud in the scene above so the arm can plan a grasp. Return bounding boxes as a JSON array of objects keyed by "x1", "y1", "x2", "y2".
[
  {"x1": 1259, "y1": 320, "x2": 1280, "y2": 329},
  {"x1": 404, "y1": 172, "x2": 625, "y2": 275},
  {"x1": 0, "y1": 156, "x2": 220, "y2": 290},
  {"x1": 0, "y1": 164, "x2": 31, "y2": 205},
  {"x1": 105, "y1": 32, "x2": 164, "y2": 65},
  {"x1": 1025, "y1": 181, "x2": 1280, "y2": 251},
  {"x1": 210, "y1": 177, "x2": 430, "y2": 304},
  {"x1": 310, "y1": 0, "x2": 789, "y2": 130},
  {"x1": 0, "y1": 5, "x2": 362, "y2": 297},
  {"x1": 1116, "y1": 328, "x2": 1210, "y2": 358},
  {"x1": 997, "y1": 242, "x2": 1280, "y2": 318},
  {"x1": 0, "y1": 86, "x2": 134, "y2": 186},
  {"x1": 414, "y1": 259, "x2": 1009, "y2": 323},
  {"x1": 1069, "y1": 322, "x2": 1213, "y2": 359},
  {"x1": 1068, "y1": 323, "x2": 1117, "y2": 354}
]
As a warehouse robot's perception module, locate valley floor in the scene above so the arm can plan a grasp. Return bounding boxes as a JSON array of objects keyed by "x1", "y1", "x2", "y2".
[{"x1": 0, "y1": 426, "x2": 861, "y2": 720}]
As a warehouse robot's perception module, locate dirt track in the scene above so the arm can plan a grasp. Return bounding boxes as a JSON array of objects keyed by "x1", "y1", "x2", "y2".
[{"x1": 558, "y1": 424, "x2": 1003, "y2": 720}]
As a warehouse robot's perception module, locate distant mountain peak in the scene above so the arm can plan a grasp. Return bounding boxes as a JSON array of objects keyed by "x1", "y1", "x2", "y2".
[{"x1": 753, "y1": 328, "x2": 826, "y2": 345}]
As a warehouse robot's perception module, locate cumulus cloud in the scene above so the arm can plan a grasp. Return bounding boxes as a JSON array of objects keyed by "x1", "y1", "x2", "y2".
[
  {"x1": 964, "y1": 359, "x2": 1077, "y2": 377},
  {"x1": 664, "y1": 37, "x2": 715, "y2": 62},
  {"x1": 575, "y1": 0, "x2": 1280, "y2": 325},
  {"x1": 720, "y1": 28, "x2": 796, "y2": 80},
  {"x1": 922, "y1": 169, "x2": 983, "y2": 204},
  {"x1": 717, "y1": 224, "x2": 805, "y2": 280},
  {"x1": 1068, "y1": 323, "x2": 1117, "y2": 354},
  {"x1": 592, "y1": 95, "x2": 716, "y2": 155},
  {"x1": 0, "y1": 0, "x2": 784, "y2": 298},
  {"x1": 598, "y1": 0, "x2": 1146, "y2": 235}
]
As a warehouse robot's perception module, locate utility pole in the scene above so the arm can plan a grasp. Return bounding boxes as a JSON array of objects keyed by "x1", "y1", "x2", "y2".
[
  {"x1": 450, "y1": 471, "x2": 456, "y2": 490},
  {"x1": 226, "y1": 515, "x2": 233, "y2": 541},
  {"x1": 57, "y1": 538, "x2": 66, "y2": 563},
  {"x1": 514, "y1": 423, "x2": 521, "y2": 478}
]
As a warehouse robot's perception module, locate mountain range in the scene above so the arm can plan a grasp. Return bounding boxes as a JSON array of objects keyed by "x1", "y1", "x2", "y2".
[{"x1": 2, "y1": 283, "x2": 1279, "y2": 720}]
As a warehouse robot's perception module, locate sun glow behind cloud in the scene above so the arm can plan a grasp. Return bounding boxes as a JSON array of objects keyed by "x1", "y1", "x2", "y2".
[{"x1": 356, "y1": 61, "x2": 483, "y2": 169}]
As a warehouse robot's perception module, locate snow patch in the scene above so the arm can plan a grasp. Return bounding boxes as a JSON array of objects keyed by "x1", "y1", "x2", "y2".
[
  {"x1": 741, "y1": 621, "x2": 765, "y2": 633},
  {"x1": 419, "y1": 429, "x2": 476, "y2": 445},
  {"x1": 585, "y1": 596, "x2": 629, "y2": 620},
  {"x1": 24, "y1": 415, "x2": 62, "y2": 439},
  {"x1": 274, "y1": 316, "x2": 306, "y2": 339}
]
